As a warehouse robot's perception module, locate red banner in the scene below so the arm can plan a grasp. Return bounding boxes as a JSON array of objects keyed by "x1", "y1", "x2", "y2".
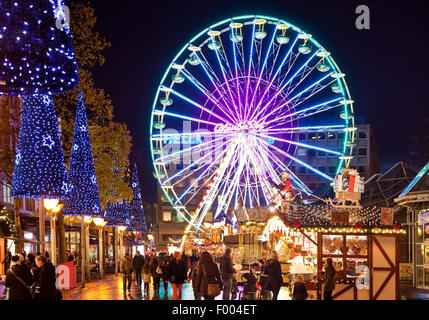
[{"x1": 56, "y1": 261, "x2": 76, "y2": 289}]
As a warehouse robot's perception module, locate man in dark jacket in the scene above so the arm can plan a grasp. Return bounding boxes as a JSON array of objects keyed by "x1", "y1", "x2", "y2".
[
  {"x1": 34, "y1": 255, "x2": 57, "y2": 300},
  {"x1": 133, "y1": 251, "x2": 144, "y2": 287},
  {"x1": 220, "y1": 247, "x2": 236, "y2": 300},
  {"x1": 120, "y1": 253, "x2": 133, "y2": 293},
  {"x1": 160, "y1": 257, "x2": 170, "y2": 293},
  {"x1": 5, "y1": 255, "x2": 34, "y2": 300}
]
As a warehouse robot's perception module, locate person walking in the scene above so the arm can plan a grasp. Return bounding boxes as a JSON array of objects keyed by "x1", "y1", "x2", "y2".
[
  {"x1": 150, "y1": 256, "x2": 162, "y2": 296},
  {"x1": 266, "y1": 250, "x2": 283, "y2": 300},
  {"x1": 220, "y1": 247, "x2": 236, "y2": 300},
  {"x1": 4, "y1": 255, "x2": 33, "y2": 300},
  {"x1": 33, "y1": 255, "x2": 57, "y2": 300},
  {"x1": 133, "y1": 251, "x2": 144, "y2": 288},
  {"x1": 195, "y1": 251, "x2": 223, "y2": 300},
  {"x1": 292, "y1": 275, "x2": 308, "y2": 300},
  {"x1": 189, "y1": 260, "x2": 201, "y2": 300},
  {"x1": 160, "y1": 257, "x2": 170, "y2": 293},
  {"x1": 142, "y1": 263, "x2": 151, "y2": 297},
  {"x1": 167, "y1": 251, "x2": 188, "y2": 300},
  {"x1": 323, "y1": 258, "x2": 336, "y2": 300},
  {"x1": 26, "y1": 252, "x2": 36, "y2": 270},
  {"x1": 120, "y1": 253, "x2": 133, "y2": 293}
]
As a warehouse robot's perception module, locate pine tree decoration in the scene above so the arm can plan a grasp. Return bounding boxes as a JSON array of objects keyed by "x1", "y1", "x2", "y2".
[
  {"x1": 63, "y1": 92, "x2": 102, "y2": 216},
  {"x1": 104, "y1": 200, "x2": 131, "y2": 228},
  {"x1": 0, "y1": 0, "x2": 79, "y2": 96},
  {"x1": 128, "y1": 163, "x2": 147, "y2": 232},
  {"x1": 11, "y1": 94, "x2": 69, "y2": 199}
]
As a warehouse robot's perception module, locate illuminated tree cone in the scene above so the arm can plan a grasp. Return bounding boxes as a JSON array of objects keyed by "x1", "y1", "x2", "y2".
[
  {"x1": 63, "y1": 92, "x2": 102, "y2": 216},
  {"x1": 0, "y1": 0, "x2": 79, "y2": 96},
  {"x1": 128, "y1": 163, "x2": 147, "y2": 232},
  {"x1": 11, "y1": 94, "x2": 69, "y2": 199},
  {"x1": 104, "y1": 200, "x2": 131, "y2": 228}
]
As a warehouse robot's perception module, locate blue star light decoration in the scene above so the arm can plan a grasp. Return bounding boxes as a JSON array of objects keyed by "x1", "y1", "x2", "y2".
[
  {"x1": 128, "y1": 163, "x2": 147, "y2": 232},
  {"x1": 63, "y1": 92, "x2": 102, "y2": 217},
  {"x1": 0, "y1": 0, "x2": 79, "y2": 96},
  {"x1": 11, "y1": 94, "x2": 69, "y2": 199}
]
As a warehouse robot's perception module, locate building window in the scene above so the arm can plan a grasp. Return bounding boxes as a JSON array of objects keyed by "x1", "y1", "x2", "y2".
[
  {"x1": 318, "y1": 151, "x2": 326, "y2": 157},
  {"x1": 308, "y1": 133, "x2": 316, "y2": 140},
  {"x1": 337, "y1": 133, "x2": 345, "y2": 141},
  {"x1": 299, "y1": 133, "x2": 306, "y2": 141},
  {"x1": 359, "y1": 131, "x2": 367, "y2": 139},
  {"x1": 308, "y1": 150, "x2": 316, "y2": 157},
  {"x1": 328, "y1": 133, "x2": 336, "y2": 140},
  {"x1": 2, "y1": 181, "x2": 13, "y2": 204},
  {"x1": 162, "y1": 211, "x2": 172, "y2": 222},
  {"x1": 297, "y1": 149, "x2": 306, "y2": 157},
  {"x1": 318, "y1": 167, "x2": 326, "y2": 174},
  {"x1": 317, "y1": 133, "x2": 326, "y2": 140},
  {"x1": 358, "y1": 148, "x2": 367, "y2": 156},
  {"x1": 299, "y1": 167, "x2": 307, "y2": 175},
  {"x1": 328, "y1": 166, "x2": 336, "y2": 174}
]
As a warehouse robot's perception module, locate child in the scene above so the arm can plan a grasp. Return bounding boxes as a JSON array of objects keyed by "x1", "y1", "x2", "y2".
[
  {"x1": 292, "y1": 275, "x2": 308, "y2": 300},
  {"x1": 241, "y1": 267, "x2": 258, "y2": 300},
  {"x1": 143, "y1": 263, "x2": 151, "y2": 296}
]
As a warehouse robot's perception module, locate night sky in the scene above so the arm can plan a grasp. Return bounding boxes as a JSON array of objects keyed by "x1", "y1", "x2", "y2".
[{"x1": 87, "y1": 0, "x2": 429, "y2": 202}]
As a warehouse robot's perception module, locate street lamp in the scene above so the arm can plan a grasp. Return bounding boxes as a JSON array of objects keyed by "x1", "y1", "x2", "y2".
[
  {"x1": 93, "y1": 217, "x2": 108, "y2": 279},
  {"x1": 43, "y1": 199, "x2": 63, "y2": 266}
]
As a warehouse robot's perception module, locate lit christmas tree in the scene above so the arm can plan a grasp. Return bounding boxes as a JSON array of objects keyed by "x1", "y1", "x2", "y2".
[
  {"x1": 128, "y1": 163, "x2": 147, "y2": 232},
  {"x1": 63, "y1": 92, "x2": 102, "y2": 216},
  {"x1": 104, "y1": 200, "x2": 131, "y2": 228},
  {"x1": 11, "y1": 94, "x2": 69, "y2": 199},
  {"x1": 0, "y1": 0, "x2": 79, "y2": 96}
]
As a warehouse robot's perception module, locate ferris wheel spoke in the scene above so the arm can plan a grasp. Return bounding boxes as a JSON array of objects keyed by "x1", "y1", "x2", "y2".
[
  {"x1": 196, "y1": 52, "x2": 239, "y2": 120},
  {"x1": 257, "y1": 137, "x2": 334, "y2": 182},
  {"x1": 154, "y1": 133, "x2": 234, "y2": 164},
  {"x1": 231, "y1": 36, "x2": 244, "y2": 118},
  {"x1": 162, "y1": 137, "x2": 235, "y2": 185},
  {"x1": 249, "y1": 50, "x2": 320, "y2": 122},
  {"x1": 256, "y1": 141, "x2": 312, "y2": 195},
  {"x1": 259, "y1": 125, "x2": 346, "y2": 135},
  {"x1": 247, "y1": 26, "x2": 278, "y2": 119},
  {"x1": 283, "y1": 60, "x2": 322, "y2": 99},
  {"x1": 263, "y1": 97, "x2": 343, "y2": 127},
  {"x1": 244, "y1": 22, "x2": 257, "y2": 117},
  {"x1": 176, "y1": 138, "x2": 236, "y2": 204},
  {"x1": 159, "y1": 110, "x2": 221, "y2": 127},
  {"x1": 256, "y1": 132, "x2": 343, "y2": 156},
  {"x1": 257, "y1": 71, "x2": 334, "y2": 123},
  {"x1": 166, "y1": 87, "x2": 234, "y2": 125},
  {"x1": 181, "y1": 69, "x2": 239, "y2": 123}
]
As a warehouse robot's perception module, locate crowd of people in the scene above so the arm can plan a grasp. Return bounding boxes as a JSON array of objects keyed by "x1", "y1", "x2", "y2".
[
  {"x1": 1, "y1": 250, "x2": 60, "y2": 301},
  {"x1": 119, "y1": 248, "x2": 337, "y2": 301}
]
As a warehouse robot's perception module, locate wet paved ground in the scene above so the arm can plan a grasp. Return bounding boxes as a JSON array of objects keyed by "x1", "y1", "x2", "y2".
[{"x1": 63, "y1": 274, "x2": 293, "y2": 300}]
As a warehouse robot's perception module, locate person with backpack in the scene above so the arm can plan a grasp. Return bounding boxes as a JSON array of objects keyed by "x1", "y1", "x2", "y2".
[
  {"x1": 150, "y1": 257, "x2": 162, "y2": 296},
  {"x1": 4, "y1": 255, "x2": 33, "y2": 300},
  {"x1": 220, "y1": 247, "x2": 236, "y2": 300},
  {"x1": 195, "y1": 251, "x2": 223, "y2": 300}
]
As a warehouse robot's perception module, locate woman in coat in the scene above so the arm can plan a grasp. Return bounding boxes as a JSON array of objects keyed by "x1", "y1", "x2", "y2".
[
  {"x1": 4, "y1": 255, "x2": 33, "y2": 300},
  {"x1": 195, "y1": 251, "x2": 223, "y2": 300},
  {"x1": 323, "y1": 258, "x2": 336, "y2": 300},
  {"x1": 167, "y1": 252, "x2": 188, "y2": 300},
  {"x1": 33, "y1": 255, "x2": 57, "y2": 300},
  {"x1": 266, "y1": 250, "x2": 283, "y2": 300}
]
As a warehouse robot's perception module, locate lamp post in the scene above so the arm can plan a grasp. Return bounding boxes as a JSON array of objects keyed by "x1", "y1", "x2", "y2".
[
  {"x1": 83, "y1": 216, "x2": 93, "y2": 282},
  {"x1": 43, "y1": 199, "x2": 63, "y2": 267},
  {"x1": 93, "y1": 217, "x2": 107, "y2": 279}
]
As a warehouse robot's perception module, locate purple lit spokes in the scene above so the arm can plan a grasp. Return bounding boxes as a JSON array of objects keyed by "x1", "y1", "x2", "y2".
[
  {"x1": 210, "y1": 35, "x2": 241, "y2": 119},
  {"x1": 256, "y1": 71, "x2": 334, "y2": 124},
  {"x1": 244, "y1": 23, "x2": 256, "y2": 118},
  {"x1": 196, "y1": 52, "x2": 240, "y2": 124},
  {"x1": 246, "y1": 25, "x2": 278, "y2": 120},
  {"x1": 181, "y1": 69, "x2": 239, "y2": 125},
  {"x1": 168, "y1": 87, "x2": 233, "y2": 125},
  {"x1": 249, "y1": 50, "x2": 320, "y2": 122},
  {"x1": 262, "y1": 97, "x2": 343, "y2": 128},
  {"x1": 231, "y1": 34, "x2": 243, "y2": 120}
]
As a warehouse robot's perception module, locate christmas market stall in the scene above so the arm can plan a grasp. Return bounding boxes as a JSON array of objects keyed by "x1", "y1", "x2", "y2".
[{"x1": 262, "y1": 204, "x2": 405, "y2": 300}]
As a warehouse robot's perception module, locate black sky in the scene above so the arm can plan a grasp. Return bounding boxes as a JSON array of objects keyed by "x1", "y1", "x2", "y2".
[{"x1": 86, "y1": 0, "x2": 429, "y2": 202}]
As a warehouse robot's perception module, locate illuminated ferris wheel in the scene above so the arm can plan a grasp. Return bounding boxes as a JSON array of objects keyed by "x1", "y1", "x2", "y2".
[{"x1": 150, "y1": 15, "x2": 356, "y2": 239}]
